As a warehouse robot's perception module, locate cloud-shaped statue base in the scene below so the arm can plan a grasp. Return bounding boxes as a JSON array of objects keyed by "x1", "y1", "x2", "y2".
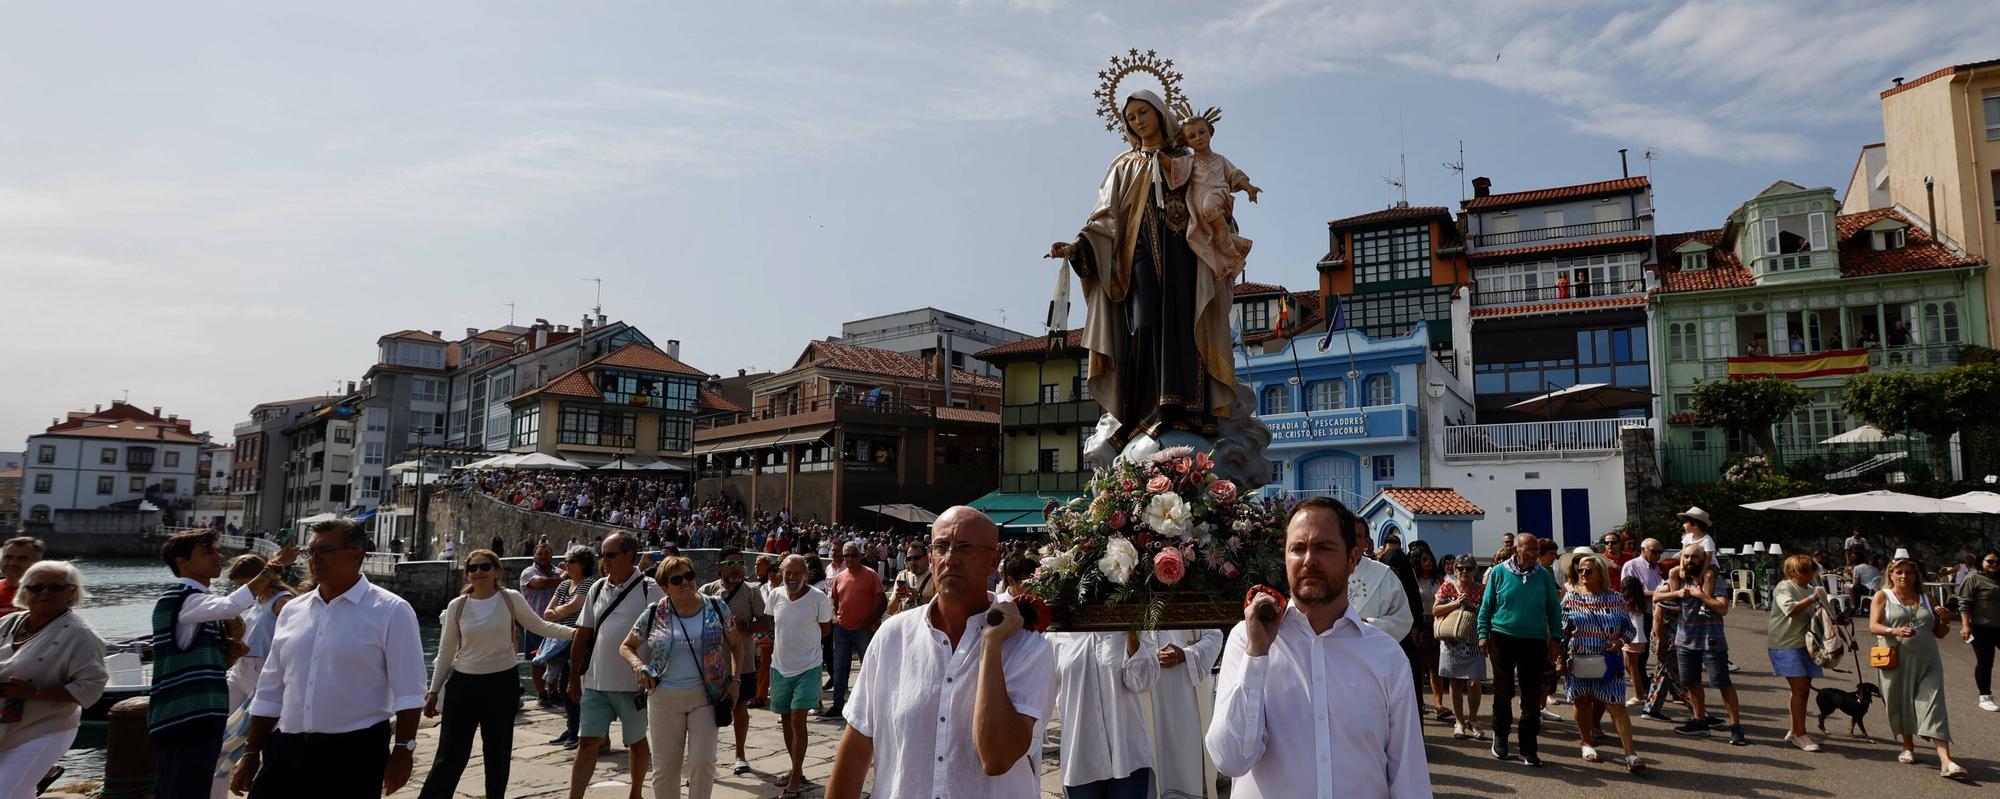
[{"x1": 1083, "y1": 382, "x2": 1274, "y2": 492}]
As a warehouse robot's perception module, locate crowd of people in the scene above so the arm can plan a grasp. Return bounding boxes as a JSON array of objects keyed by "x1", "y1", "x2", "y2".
[{"x1": 0, "y1": 488, "x2": 1992, "y2": 798}]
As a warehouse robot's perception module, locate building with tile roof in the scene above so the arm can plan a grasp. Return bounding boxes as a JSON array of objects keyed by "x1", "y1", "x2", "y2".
[
  {"x1": 1459, "y1": 173, "x2": 1658, "y2": 423},
  {"x1": 836, "y1": 308, "x2": 1031, "y2": 379},
  {"x1": 501, "y1": 342, "x2": 712, "y2": 469},
  {"x1": 692, "y1": 339, "x2": 1001, "y2": 526},
  {"x1": 966, "y1": 331, "x2": 1092, "y2": 528},
  {"x1": 1652, "y1": 180, "x2": 1988, "y2": 483},
  {"x1": 1358, "y1": 487, "x2": 1487, "y2": 556},
  {"x1": 1841, "y1": 57, "x2": 2000, "y2": 336},
  {"x1": 228, "y1": 394, "x2": 339, "y2": 534},
  {"x1": 1317, "y1": 204, "x2": 1471, "y2": 369},
  {"x1": 20, "y1": 400, "x2": 206, "y2": 530}
]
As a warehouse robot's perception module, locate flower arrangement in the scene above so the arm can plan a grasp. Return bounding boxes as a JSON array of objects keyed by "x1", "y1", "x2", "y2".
[{"x1": 1024, "y1": 446, "x2": 1289, "y2": 630}]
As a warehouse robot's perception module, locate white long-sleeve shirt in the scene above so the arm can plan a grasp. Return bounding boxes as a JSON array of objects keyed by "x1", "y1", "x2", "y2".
[
  {"x1": 1347, "y1": 558, "x2": 1414, "y2": 641},
  {"x1": 1050, "y1": 632, "x2": 1159, "y2": 787},
  {"x1": 172, "y1": 578, "x2": 256, "y2": 650},
  {"x1": 1205, "y1": 605, "x2": 1430, "y2": 799},
  {"x1": 251, "y1": 576, "x2": 427, "y2": 735},
  {"x1": 430, "y1": 589, "x2": 576, "y2": 692}
]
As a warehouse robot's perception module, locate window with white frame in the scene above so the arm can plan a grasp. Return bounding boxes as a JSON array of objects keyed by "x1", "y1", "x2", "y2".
[
  {"x1": 1306, "y1": 380, "x2": 1347, "y2": 411},
  {"x1": 365, "y1": 411, "x2": 387, "y2": 432},
  {"x1": 410, "y1": 377, "x2": 445, "y2": 404},
  {"x1": 35, "y1": 446, "x2": 53, "y2": 464},
  {"x1": 1872, "y1": 228, "x2": 1906, "y2": 250},
  {"x1": 1365, "y1": 374, "x2": 1394, "y2": 406},
  {"x1": 1691, "y1": 429, "x2": 1708, "y2": 452},
  {"x1": 1666, "y1": 322, "x2": 1699, "y2": 361},
  {"x1": 1372, "y1": 454, "x2": 1396, "y2": 482},
  {"x1": 1701, "y1": 319, "x2": 1733, "y2": 360},
  {"x1": 360, "y1": 475, "x2": 382, "y2": 501},
  {"x1": 1922, "y1": 301, "x2": 1963, "y2": 344},
  {"x1": 333, "y1": 427, "x2": 352, "y2": 444},
  {"x1": 1986, "y1": 91, "x2": 2000, "y2": 141},
  {"x1": 658, "y1": 417, "x2": 691, "y2": 453},
  {"x1": 1260, "y1": 385, "x2": 1289, "y2": 416},
  {"x1": 362, "y1": 442, "x2": 385, "y2": 466},
  {"x1": 1683, "y1": 251, "x2": 1708, "y2": 270},
  {"x1": 1240, "y1": 301, "x2": 1270, "y2": 331}
]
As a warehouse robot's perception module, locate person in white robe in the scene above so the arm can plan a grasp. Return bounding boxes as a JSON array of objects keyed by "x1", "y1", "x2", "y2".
[
  {"x1": 1348, "y1": 555, "x2": 1414, "y2": 641},
  {"x1": 1145, "y1": 628, "x2": 1224, "y2": 799}
]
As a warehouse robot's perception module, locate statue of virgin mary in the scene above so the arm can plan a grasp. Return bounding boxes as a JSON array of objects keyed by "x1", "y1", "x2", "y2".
[{"x1": 1047, "y1": 89, "x2": 1237, "y2": 448}]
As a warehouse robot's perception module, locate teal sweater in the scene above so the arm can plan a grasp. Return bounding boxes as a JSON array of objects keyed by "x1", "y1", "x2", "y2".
[{"x1": 1475, "y1": 563, "x2": 1562, "y2": 640}]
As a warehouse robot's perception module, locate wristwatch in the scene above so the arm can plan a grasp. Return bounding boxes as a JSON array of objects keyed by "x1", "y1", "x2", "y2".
[{"x1": 394, "y1": 739, "x2": 417, "y2": 753}]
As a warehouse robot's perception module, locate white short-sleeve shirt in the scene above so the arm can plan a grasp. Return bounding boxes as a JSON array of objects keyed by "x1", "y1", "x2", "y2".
[
  {"x1": 845, "y1": 600, "x2": 1056, "y2": 799},
  {"x1": 768, "y1": 585, "x2": 833, "y2": 678},
  {"x1": 576, "y1": 571, "x2": 658, "y2": 694}
]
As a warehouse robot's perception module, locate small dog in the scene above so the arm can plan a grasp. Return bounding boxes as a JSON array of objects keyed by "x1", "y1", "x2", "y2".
[{"x1": 1816, "y1": 683, "x2": 1882, "y2": 740}]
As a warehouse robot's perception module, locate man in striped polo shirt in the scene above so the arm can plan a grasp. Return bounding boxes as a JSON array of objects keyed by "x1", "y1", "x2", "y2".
[{"x1": 149, "y1": 529, "x2": 294, "y2": 799}]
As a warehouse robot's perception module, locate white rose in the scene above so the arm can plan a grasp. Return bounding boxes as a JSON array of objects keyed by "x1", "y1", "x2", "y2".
[
  {"x1": 1041, "y1": 549, "x2": 1078, "y2": 576},
  {"x1": 1144, "y1": 492, "x2": 1194, "y2": 539},
  {"x1": 1097, "y1": 537, "x2": 1139, "y2": 584}
]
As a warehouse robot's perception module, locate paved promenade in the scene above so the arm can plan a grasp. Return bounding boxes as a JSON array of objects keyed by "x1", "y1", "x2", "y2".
[{"x1": 389, "y1": 608, "x2": 1999, "y2": 798}]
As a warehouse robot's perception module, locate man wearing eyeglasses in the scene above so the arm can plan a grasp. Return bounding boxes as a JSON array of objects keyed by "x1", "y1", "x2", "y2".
[
  {"x1": 700, "y1": 545, "x2": 770, "y2": 776},
  {"x1": 827, "y1": 507, "x2": 1055, "y2": 799},
  {"x1": 564, "y1": 532, "x2": 658, "y2": 799},
  {"x1": 824, "y1": 541, "x2": 885, "y2": 721},
  {"x1": 150, "y1": 528, "x2": 294, "y2": 799},
  {"x1": 235, "y1": 519, "x2": 422, "y2": 799}
]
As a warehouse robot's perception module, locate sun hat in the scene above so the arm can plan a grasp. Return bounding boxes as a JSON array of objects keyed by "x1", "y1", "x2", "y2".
[{"x1": 1676, "y1": 506, "x2": 1713, "y2": 529}]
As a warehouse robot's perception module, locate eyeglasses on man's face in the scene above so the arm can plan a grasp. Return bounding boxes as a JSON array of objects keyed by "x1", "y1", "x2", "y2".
[{"x1": 926, "y1": 541, "x2": 995, "y2": 558}]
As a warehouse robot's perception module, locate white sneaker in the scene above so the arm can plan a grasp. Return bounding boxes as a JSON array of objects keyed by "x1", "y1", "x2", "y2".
[
  {"x1": 1625, "y1": 697, "x2": 1642, "y2": 707},
  {"x1": 1978, "y1": 695, "x2": 1999, "y2": 712}
]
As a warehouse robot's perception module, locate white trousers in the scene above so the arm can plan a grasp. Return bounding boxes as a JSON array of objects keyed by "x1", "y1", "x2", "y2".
[
  {"x1": 0, "y1": 727, "x2": 75, "y2": 799},
  {"x1": 646, "y1": 686, "x2": 718, "y2": 799}
]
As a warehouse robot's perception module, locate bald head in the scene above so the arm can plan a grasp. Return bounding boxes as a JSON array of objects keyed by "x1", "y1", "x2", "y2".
[
  {"x1": 1641, "y1": 537, "x2": 1663, "y2": 563},
  {"x1": 929, "y1": 505, "x2": 1000, "y2": 606},
  {"x1": 933, "y1": 505, "x2": 998, "y2": 547}
]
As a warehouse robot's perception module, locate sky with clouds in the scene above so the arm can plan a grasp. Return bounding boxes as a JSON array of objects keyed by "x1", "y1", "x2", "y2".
[{"x1": 3, "y1": 0, "x2": 1996, "y2": 445}]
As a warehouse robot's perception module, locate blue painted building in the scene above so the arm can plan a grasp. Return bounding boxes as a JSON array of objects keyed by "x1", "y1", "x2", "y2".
[{"x1": 1240, "y1": 323, "x2": 1434, "y2": 508}]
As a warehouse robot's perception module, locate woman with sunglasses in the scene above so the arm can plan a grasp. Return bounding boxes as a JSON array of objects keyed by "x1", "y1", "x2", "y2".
[
  {"x1": 1433, "y1": 555, "x2": 1486, "y2": 741},
  {"x1": 1871, "y1": 557, "x2": 1967, "y2": 778},
  {"x1": 540, "y1": 548, "x2": 600, "y2": 748},
  {"x1": 1558, "y1": 549, "x2": 1643, "y2": 773},
  {"x1": 418, "y1": 549, "x2": 577, "y2": 799},
  {"x1": 1769, "y1": 554, "x2": 1829, "y2": 752},
  {"x1": 0, "y1": 561, "x2": 103, "y2": 799},
  {"x1": 623, "y1": 555, "x2": 741, "y2": 799}
]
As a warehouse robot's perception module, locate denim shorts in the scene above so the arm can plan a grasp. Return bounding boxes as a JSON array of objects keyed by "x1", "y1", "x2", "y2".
[
  {"x1": 1676, "y1": 647, "x2": 1732, "y2": 689},
  {"x1": 1768, "y1": 647, "x2": 1824, "y2": 679},
  {"x1": 579, "y1": 689, "x2": 648, "y2": 745}
]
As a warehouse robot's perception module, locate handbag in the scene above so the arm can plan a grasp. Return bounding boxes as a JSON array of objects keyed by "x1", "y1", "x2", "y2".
[
  {"x1": 1433, "y1": 608, "x2": 1475, "y2": 643},
  {"x1": 1870, "y1": 644, "x2": 1898, "y2": 670},
  {"x1": 1568, "y1": 653, "x2": 1608, "y2": 680},
  {"x1": 676, "y1": 598, "x2": 736, "y2": 728}
]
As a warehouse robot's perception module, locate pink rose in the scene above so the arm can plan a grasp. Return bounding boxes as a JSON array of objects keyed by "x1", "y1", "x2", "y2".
[
  {"x1": 1209, "y1": 480, "x2": 1239, "y2": 504},
  {"x1": 1219, "y1": 560, "x2": 1241, "y2": 580},
  {"x1": 1153, "y1": 548, "x2": 1187, "y2": 586},
  {"x1": 1109, "y1": 511, "x2": 1128, "y2": 530},
  {"x1": 1147, "y1": 475, "x2": 1173, "y2": 494},
  {"x1": 1121, "y1": 480, "x2": 1138, "y2": 492}
]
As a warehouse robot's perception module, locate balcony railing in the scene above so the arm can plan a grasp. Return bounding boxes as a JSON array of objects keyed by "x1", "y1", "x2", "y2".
[
  {"x1": 1443, "y1": 418, "x2": 1643, "y2": 458},
  {"x1": 1471, "y1": 279, "x2": 1647, "y2": 307},
  {"x1": 1001, "y1": 401, "x2": 1098, "y2": 428},
  {"x1": 1000, "y1": 471, "x2": 1086, "y2": 494},
  {"x1": 1472, "y1": 217, "x2": 1641, "y2": 248},
  {"x1": 1869, "y1": 344, "x2": 1961, "y2": 369},
  {"x1": 697, "y1": 394, "x2": 934, "y2": 430},
  {"x1": 363, "y1": 552, "x2": 403, "y2": 577}
]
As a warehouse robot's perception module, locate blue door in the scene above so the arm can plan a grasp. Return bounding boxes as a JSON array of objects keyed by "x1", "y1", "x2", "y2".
[
  {"x1": 1560, "y1": 488, "x2": 1592, "y2": 548},
  {"x1": 1515, "y1": 490, "x2": 1552, "y2": 539}
]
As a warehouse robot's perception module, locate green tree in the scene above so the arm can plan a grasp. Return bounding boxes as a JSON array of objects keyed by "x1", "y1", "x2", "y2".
[
  {"x1": 1690, "y1": 377, "x2": 1811, "y2": 468},
  {"x1": 1841, "y1": 364, "x2": 2000, "y2": 476}
]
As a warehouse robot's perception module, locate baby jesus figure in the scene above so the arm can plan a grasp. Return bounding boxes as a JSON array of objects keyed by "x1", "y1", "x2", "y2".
[{"x1": 1178, "y1": 109, "x2": 1259, "y2": 281}]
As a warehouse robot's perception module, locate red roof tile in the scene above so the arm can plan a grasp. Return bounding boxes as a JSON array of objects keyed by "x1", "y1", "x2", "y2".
[
  {"x1": 1880, "y1": 58, "x2": 2000, "y2": 99},
  {"x1": 1469, "y1": 295, "x2": 1647, "y2": 320},
  {"x1": 933, "y1": 407, "x2": 1000, "y2": 424},
  {"x1": 1327, "y1": 206, "x2": 1451, "y2": 228},
  {"x1": 974, "y1": 330, "x2": 1086, "y2": 360},
  {"x1": 1470, "y1": 234, "x2": 1651, "y2": 262},
  {"x1": 1654, "y1": 229, "x2": 1752, "y2": 293},
  {"x1": 381, "y1": 329, "x2": 445, "y2": 343},
  {"x1": 1232, "y1": 281, "x2": 1285, "y2": 296},
  {"x1": 534, "y1": 371, "x2": 600, "y2": 400},
  {"x1": 1378, "y1": 487, "x2": 1484, "y2": 516},
  {"x1": 1464, "y1": 176, "x2": 1649, "y2": 211},
  {"x1": 594, "y1": 343, "x2": 708, "y2": 378},
  {"x1": 1836, "y1": 207, "x2": 1982, "y2": 277},
  {"x1": 40, "y1": 423, "x2": 202, "y2": 444},
  {"x1": 787, "y1": 341, "x2": 1002, "y2": 390},
  {"x1": 698, "y1": 388, "x2": 745, "y2": 413}
]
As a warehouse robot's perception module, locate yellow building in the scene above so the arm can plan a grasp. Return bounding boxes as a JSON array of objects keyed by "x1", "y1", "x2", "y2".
[
  {"x1": 1845, "y1": 58, "x2": 2000, "y2": 331},
  {"x1": 967, "y1": 331, "x2": 1092, "y2": 531}
]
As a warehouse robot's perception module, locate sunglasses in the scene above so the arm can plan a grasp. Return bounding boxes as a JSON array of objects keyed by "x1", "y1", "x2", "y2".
[
  {"x1": 664, "y1": 572, "x2": 695, "y2": 586},
  {"x1": 466, "y1": 562, "x2": 497, "y2": 573},
  {"x1": 23, "y1": 583, "x2": 71, "y2": 594}
]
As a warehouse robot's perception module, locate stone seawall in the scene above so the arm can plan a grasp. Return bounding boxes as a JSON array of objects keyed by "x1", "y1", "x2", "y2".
[{"x1": 430, "y1": 488, "x2": 635, "y2": 557}]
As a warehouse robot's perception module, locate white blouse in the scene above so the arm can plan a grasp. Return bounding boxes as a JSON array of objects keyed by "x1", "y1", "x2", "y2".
[
  {"x1": 1050, "y1": 632, "x2": 1159, "y2": 787},
  {"x1": 430, "y1": 589, "x2": 575, "y2": 692}
]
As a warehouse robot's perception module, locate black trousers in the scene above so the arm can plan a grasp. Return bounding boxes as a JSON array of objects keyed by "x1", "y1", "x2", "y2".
[
  {"x1": 150, "y1": 716, "x2": 225, "y2": 799},
  {"x1": 419, "y1": 669, "x2": 521, "y2": 799},
  {"x1": 1973, "y1": 624, "x2": 2000, "y2": 696},
  {"x1": 1489, "y1": 634, "x2": 1549, "y2": 757},
  {"x1": 249, "y1": 721, "x2": 390, "y2": 799}
]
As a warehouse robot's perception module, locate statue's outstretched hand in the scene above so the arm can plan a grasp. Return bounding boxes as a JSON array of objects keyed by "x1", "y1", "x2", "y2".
[
  {"x1": 1047, "y1": 242, "x2": 1075, "y2": 260},
  {"x1": 1246, "y1": 186, "x2": 1262, "y2": 204}
]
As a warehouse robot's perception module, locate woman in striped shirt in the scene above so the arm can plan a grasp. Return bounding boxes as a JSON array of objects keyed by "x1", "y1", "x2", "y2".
[{"x1": 1559, "y1": 549, "x2": 1643, "y2": 773}]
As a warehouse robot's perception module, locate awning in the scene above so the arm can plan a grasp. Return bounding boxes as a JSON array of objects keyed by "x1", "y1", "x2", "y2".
[
  {"x1": 989, "y1": 510, "x2": 1048, "y2": 528},
  {"x1": 773, "y1": 426, "x2": 833, "y2": 447},
  {"x1": 692, "y1": 432, "x2": 789, "y2": 455},
  {"x1": 862, "y1": 503, "x2": 940, "y2": 524}
]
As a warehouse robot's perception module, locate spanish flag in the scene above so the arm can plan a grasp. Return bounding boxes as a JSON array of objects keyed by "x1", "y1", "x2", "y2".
[
  {"x1": 1727, "y1": 348, "x2": 1869, "y2": 380},
  {"x1": 1276, "y1": 293, "x2": 1292, "y2": 330}
]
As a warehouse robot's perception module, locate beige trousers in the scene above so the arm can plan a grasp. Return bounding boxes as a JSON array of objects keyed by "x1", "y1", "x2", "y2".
[{"x1": 646, "y1": 686, "x2": 719, "y2": 799}]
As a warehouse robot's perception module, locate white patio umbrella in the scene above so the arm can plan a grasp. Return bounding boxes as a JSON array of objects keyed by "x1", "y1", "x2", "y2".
[
  {"x1": 1505, "y1": 383, "x2": 1657, "y2": 418},
  {"x1": 640, "y1": 461, "x2": 688, "y2": 471},
  {"x1": 1790, "y1": 490, "x2": 1992, "y2": 514},
  {"x1": 1942, "y1": 491, "x2": 2000, "y2": 513},
  {"x1": 509, "y1": 453, "x2": 587, "y2": 471},
  {"x1": 1819, "y1": 425, "x2": 1908, "y2": 445},
  {"x1": 1738, "y1": 492, "x2": 1841, "y2": 511},
  {"x1": 596, "y1": 460, "x2": 645, "y2": 471},
  {"x1": 462, "y1": 453, "x2": 521, "y2": 470},
  {"x1": 862, "y1": 503, "x2": 940, "y2": 524}
]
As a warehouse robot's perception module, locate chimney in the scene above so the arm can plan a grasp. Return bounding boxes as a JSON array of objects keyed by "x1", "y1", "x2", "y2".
[
  {"x1": 737, "y1": 369, "x2": 747, "y2": 378},
  {"x1": 581, "y1": 314, "x2": 593, "y2": 331},
  {"x1": 557, "y1": 324, "x2": 569, "y2": 333},
  {"x1": 938, "y1": 330, "x2": 955, "y2": 406},
  {"x1": 1471, "y1": 177, "x2": 1491, "y2": 198},
  {"x1": 534, "y1": 317, "x2": 549, "y2": 328},
  {"x1": 1925, "y1": 175, "x2": 1939, "y2": 242},
  {"x1": 346, "y1": 381, "x2": 357, "y2": 394},
  {"x1": 466, "y1": 327, "x2": 477, "y2": 339},
  {"x1": 597, "y1": 314, "x2": 608, "y2": 326},
  {"x1": 534, "y1": 327, "x2": 548, "y2": 349},
  {"x1": 94, "y1": 404, "x2": 102, "y2": 412},
  {"x1": 153, "y1": 406, "x2": 162, "y2": 417},
  {"x1": 1618, "y1": 148, "x2": 1629, "y2": 178},
  {"x1": 667, "y1": 339, "x2": 681, "y2": 360},
  {"x1": 1892, "y1": 76, "x2": 1905, "y2": 87},
  {"x1": 430, "y1": 330, "x2": 441, "y2": 339}
]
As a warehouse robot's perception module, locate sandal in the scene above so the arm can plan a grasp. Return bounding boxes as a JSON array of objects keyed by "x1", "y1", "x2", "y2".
[
  {"x1": 1898, "y1": 749, "x2": 1917, "y2": 765},
  {"x1": 1941, "y1": 763, "x2": 1969, "y2": 779},
  {"x1": 1624, "y1": 755, "x2": 1645, "y2": 773},
  {"x1": 1581, "y1": 745, "x2": 1600, "y2": 763}
]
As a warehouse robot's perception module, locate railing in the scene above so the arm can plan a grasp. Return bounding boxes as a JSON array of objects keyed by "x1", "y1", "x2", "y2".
[
  {"x1": 219, "y1": 534, "x2": 247, "y2": 550},
  {"x1": 696, "y1": 394, "x2": 934, "y2": 430},
  {"x1": 1472, "y1": 217, "x2": 1641, "y2": 248},
  {"x1": 1001, "y1": 401, "x2": 1097, "y2": 428},
  {"x1": 1761, "y1": 251, "x2": 1830, "y2": 273},
  {"x1": 1659, "y1": 441, "x2": 1940, "y2": 485},
  {"x1": 252, "y1": 538, "x2": 280, "y2": 559},
  {"x1": 1868, "y1": 345, "x2": 1960, "y2": 369},
  {"x1": 1273, "y1": 487, "x2": 1370, "y2": 506},
  {"x1": 1000, "y1": 472, "x2": 1087, "y2": 493},
  {"x1": 1471, "y1": 279, "x2": 1647, "y2": 306},
  {"x1": 1443, "y1": 418, "x2": 1641, "y2": 458},
  {"x1": 363, "y1": 552, "x2": 403, "y2": 577}
]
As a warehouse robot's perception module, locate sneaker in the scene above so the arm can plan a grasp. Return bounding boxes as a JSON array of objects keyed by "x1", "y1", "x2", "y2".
[
  {"x1": 1789, "y1": 734, "x2": 1822, "y2": 752},
  {"x1": 1640, "y1": 706, "x2": 1674, "y2": 723},
  {"x1": 1701, "y1": 715, "x2": 1726, "y2": 728},
  {"x1": 1674, "y1": 720, "x2": 1710, "y2": 737},
  {"x1": 1624, "y1": 755, "x2": 1645, "y2": 773},
  {"x1": 1978, "y1": 695, "x2": 1999, "y2": 712},
  {"x1": 1625, "y1": 697, "x2": 1642, "y2": 707},
  {"x1": 1727, "y1": 661, "x2": 1741, "y2": 673},
  {"x1": 1521, "y1": 753, "x2": 1544, "y2": 767},
  {"x1": 562, "y1": 738, "x2": 579, "y2": 750},
  {"x1": 1540, "y1": 707, "x2": 1565, "y2": 721},
  {"x1": 1452, "y1": 722, "x2": 1468, "y2": 739},
  {"x1": 1729, "y1": 725, "x2": 1748, "y2": 746},
  {"x1": 733, "y1": 760, "x2": 752, "y2": 775}
]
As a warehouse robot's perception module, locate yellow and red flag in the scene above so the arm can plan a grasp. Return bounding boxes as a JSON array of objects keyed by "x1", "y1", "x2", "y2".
[{"x1": 1727, "y1": 348, "x2": 1869, "y2": 380}]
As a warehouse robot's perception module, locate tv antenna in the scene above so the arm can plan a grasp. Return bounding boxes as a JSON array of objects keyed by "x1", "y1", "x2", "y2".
[
  {"x1": 1642, "y1": 147, "x2": 1658, "y2": 178},
  {"x1": 503, "y1": 300, "x2": 516, "y2": 326},
  {"x1": 1444, "y1": 140, "x2": 1466, "y2": 201},
  {"x1": 582, "y1": 278, "x2": 603, "y2": 317},
  {"x1": 1382, "y1": 115, "x2": 1408, "y2": 207}
]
